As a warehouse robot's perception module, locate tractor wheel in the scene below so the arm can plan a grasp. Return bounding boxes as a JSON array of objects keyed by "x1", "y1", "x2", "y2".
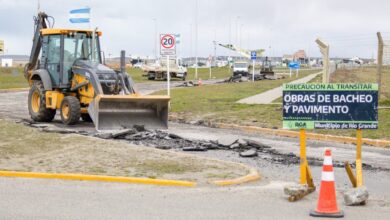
[
  {"x1": 60, "y1": 96, "x2": 81, "y2": 125},
  {"x1": 28, "y1": 81, "x2": 56, "y2": 122},
  {"x1": 81, "y1": 113, "x2": 93, "y2": 122}
]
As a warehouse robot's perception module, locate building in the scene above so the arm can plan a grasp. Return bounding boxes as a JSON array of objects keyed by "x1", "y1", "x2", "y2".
[
  {"x1": 0, "y1": 55, "x2": 29, "y2": 67},
  {"x1": 1, "y1": 58, "x2": 12, "y2": 67},
  {"x1": 293, "y1": 50, "x2": 309, "y2": 64}
]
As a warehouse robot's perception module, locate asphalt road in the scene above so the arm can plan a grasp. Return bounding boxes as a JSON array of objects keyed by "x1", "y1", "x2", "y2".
[
  {"x1": 1, "y1": 178, "x2": 390, "y2": 220},
  {"x1": 1, "y1": 83, "x2": 390, "y2": 219}
]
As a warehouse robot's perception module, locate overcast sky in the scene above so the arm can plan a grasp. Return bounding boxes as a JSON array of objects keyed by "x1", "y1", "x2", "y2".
[{"x1": 0, "y1": 0, "x2": 389, "y2": 58}]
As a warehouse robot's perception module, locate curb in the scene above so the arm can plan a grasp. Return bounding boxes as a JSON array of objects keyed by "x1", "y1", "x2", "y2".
[
  {"x1": 212, "y1": 167, "x2": 261, "y2": 186},
  {"x1": 214, "y1": 123, "x2": 390, "y2": 148},
  {"x1": 0, "y1": 170, "x2": 196, "y2": 187},
  {"x1": 0, "y1": 87, "x2": 29, "y2": 93}
]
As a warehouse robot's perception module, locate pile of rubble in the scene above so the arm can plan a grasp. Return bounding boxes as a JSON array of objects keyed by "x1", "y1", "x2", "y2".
[
  {"x1": 224, "y1": 74, "x2": 265, "y2": 83},
  {"x1": 18, "y1": 119, "x2": 383, "y2": 170},
  {"x1": 224, "y1": 74, "x2": 285, "y2": 83},
  {"x1": 177, "y1": 81, "x2": 201, "y2": 87},
  {"x1": 92, "y1": 125, "x2": 344, "y2": 166}
]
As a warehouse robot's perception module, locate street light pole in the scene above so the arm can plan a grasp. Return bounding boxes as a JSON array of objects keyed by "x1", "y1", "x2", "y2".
[
  {"x1": 153, "y1": 18, "x2": 157, "y2": 60},
  {"x1": 195, "y1": 0, "x2": 199, "y2": 79},
  {"x1": 236, "y1": 16, "x2": 240, "y2": 46}
]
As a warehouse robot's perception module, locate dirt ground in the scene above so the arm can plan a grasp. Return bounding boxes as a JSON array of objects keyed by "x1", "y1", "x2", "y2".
[{"x1": 0, "y1": 119, "x2": 248, "y2": 185}]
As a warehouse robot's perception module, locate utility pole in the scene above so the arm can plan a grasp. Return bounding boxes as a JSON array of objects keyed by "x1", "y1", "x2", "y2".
[
  {"x1": 236, "y1": 16, "x2": 240, "y2": 46},
  {"x1": 315, "y1": 38, "x2": 330, "y2": 83},
  {"x1": 377, "y1": 32, "x2": 384, "y2": 96},
  {"x1": 239, "y1": 24, "x2": 244, "y2": 49},
  {"x1": 195, "y1": 0, "x2": 199, "y2": 79},
  {"x1": 153, "y1": 18, "x2": 157, "y2": 60},
  {"x1": 190, "y1": 23, "x2": 193, "y2": 66},
  {"x1": 213, "y1": 41, "x2": 217, "y2": 66}
]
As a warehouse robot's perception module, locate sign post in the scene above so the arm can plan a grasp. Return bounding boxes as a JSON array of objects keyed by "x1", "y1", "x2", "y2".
[
  {"x1": 160, "y1": 34, "x2": 176, "y2": 97},
  {"x1": 251, "y1": 51, "x2": 257, "y2": 82},
  {"x1": 283, "y1": 83, "x2": 378, "y2": 201},
  {"x1": 209, "y1": 55, "x2": 212, "y2": 79},
  {"x1": 288, "y1": 62, "x2": 300, "y2": 78}
]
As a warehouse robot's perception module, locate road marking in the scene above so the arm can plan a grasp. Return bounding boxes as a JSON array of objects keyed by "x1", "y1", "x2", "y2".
[{"x1": 0, "y1": 170, "x2": 196, "y2": 187}]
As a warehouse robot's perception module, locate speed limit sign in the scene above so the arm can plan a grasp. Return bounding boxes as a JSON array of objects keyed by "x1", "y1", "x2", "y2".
[{"x1": 160, "y1": 34, "x2": 176, "y2": 56}]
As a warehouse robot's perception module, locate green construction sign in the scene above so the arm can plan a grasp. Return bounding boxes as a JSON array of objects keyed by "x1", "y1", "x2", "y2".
[{"x1": 283, "y1": 83, "x2": 379, "y2": 130}]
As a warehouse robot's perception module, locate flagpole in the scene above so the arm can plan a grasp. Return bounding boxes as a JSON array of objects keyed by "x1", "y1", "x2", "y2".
[{"x1": 89, "y1": 6, "x2": 91, "y2": 30}]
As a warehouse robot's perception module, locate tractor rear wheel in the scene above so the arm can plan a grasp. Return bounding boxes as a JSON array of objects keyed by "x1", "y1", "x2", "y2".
[
  {"x1": 60, "y1": 96, "x2": 81, "y2": 125},
  {"x1": 28, "y1": 81, "x2": 56, "y2": 122}
]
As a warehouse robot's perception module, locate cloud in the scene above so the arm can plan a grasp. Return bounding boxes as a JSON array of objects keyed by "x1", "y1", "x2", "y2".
[{"x1": 0, "y1": 0, "x2": 389, "y2": 58}]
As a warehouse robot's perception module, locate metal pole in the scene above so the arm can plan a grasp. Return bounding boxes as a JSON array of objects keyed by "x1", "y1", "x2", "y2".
[
  {"x1": 356, "y1": 129, "x2": 363, "y2": 187},
  {"x1": 377, "y1": 32, "x2": 384, "y2": 96},
  {"x1": 167, "y1": 55, "x2": 170, "y2": 96},
  {"x1": 252, "y1": 60, "x2": 255, "y2": 82},
  {"x1": 120, "y1": 50, "x2": 126, "y2": 73},
  {"x1": 153, "y1": 18, "x2": 157, "y2": 60},
  {"x1": 190, "y1": 23, "x2": 193, "y2": 66},
  {"x1": 209, "y1": 64, "x2": 212, "y2": 79},
  {"x1": 92, "y1": 28, "x2": 97, "y2": 62},
  {"x1": 300, "y1": 129, "x2": 307, "y2": 185},
  {"x1": 236, "y1": 16, "x2": 240, "y2": 45},
  {"x1": 195, "y1": 0, "x2": 198, "y2": 79}
]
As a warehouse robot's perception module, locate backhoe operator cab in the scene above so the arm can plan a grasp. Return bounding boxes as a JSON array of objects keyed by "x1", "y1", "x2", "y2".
[
  {"x1": 25, "y1": 12, "x2": 169, "y2": 130},
  {"x1": 37, "y1": 29, "x2": 102, "y2": 89}
]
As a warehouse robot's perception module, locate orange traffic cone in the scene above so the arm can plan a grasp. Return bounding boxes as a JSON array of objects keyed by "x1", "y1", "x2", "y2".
[
  {"x1": 310, "y1": 149, "x2": 344, "y2": 218},
  {"x1": 198, "y1": 78, "x2": 203, "y2": 86}
]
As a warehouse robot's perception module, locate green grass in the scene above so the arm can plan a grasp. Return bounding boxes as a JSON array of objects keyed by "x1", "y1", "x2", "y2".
[
  {"x1": 156, "y1": 66, "x2": 390, "y2": 140},
  {"x1": 186, "y1": 67, "x2": 231, "y2": 80},
  {"x1": 0, "y1": 67, "x2": 28, "y2": 89},
  {"x1": 155, "y1": 70, "x2": 319, "y2": 128},
  {"x1": 330, "y1": 66, "x2": 390, "y2": 105}
]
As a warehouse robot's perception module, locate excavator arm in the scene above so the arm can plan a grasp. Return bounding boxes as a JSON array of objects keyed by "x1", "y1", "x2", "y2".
[
  {"x1": 218, "y1": 43, "x2": 265, "y2": 59},
  {"x1": 24, "y1": 12, "x2": 53, "y2": 80}
]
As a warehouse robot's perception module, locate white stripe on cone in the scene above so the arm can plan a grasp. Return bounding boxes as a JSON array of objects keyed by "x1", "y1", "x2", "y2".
[
  {"x1": 323, "y1": 156, "x2": 333, "y2": 165},
  {"x1": 321, "y1": 171, "x2": 335, "y2": 181}
]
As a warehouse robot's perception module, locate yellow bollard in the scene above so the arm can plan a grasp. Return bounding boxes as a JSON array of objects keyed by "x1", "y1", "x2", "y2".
[
  {"x1": 300, "y1": 129, "x2": 307, "y2": 185},
  {"x1": 356, "y1": 129, "x2": 363, "y2": 187}
]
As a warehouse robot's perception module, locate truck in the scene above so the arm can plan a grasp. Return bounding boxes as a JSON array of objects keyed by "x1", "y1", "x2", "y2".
[
  {"x1": 143, "y1": 58, "x2": 187, "y2": 81},
  {"x1": 233, "y1": 61, "x2": 249, "y2": 76}
]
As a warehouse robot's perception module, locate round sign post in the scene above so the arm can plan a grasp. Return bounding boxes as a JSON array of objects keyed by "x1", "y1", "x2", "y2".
[{"x1": 160, "y1": 34, "x2": 176, "y2": 97}]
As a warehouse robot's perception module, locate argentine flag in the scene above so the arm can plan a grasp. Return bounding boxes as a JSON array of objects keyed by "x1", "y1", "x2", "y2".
[{"x1": 69, "y1": 7, "x2": 91, "y2": 23}]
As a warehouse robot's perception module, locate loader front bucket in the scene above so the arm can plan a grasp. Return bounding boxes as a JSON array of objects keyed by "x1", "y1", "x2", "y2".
[{"x1": 88, "y1": 95, "x2": 170, "y2": 131}]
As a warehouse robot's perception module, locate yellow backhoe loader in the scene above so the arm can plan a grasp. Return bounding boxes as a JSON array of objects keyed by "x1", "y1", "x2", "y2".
[{"x1": 24, "y1": 12, "x2": 169, "y2": 131}]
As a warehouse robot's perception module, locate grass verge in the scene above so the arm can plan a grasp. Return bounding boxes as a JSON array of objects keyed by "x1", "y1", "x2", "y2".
[
  {"x1": 155, "y1": 70, "x2": 319, "y2": 127},
  {"x1": 156, "y1": 66, "x2": 390, "y2": 140},
  {"x1": 0, "y1": 119, "x2": 248, "y2": 184},
  {"x1": 0, "y1": 67, "x2": 27, "y2": 90}
]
